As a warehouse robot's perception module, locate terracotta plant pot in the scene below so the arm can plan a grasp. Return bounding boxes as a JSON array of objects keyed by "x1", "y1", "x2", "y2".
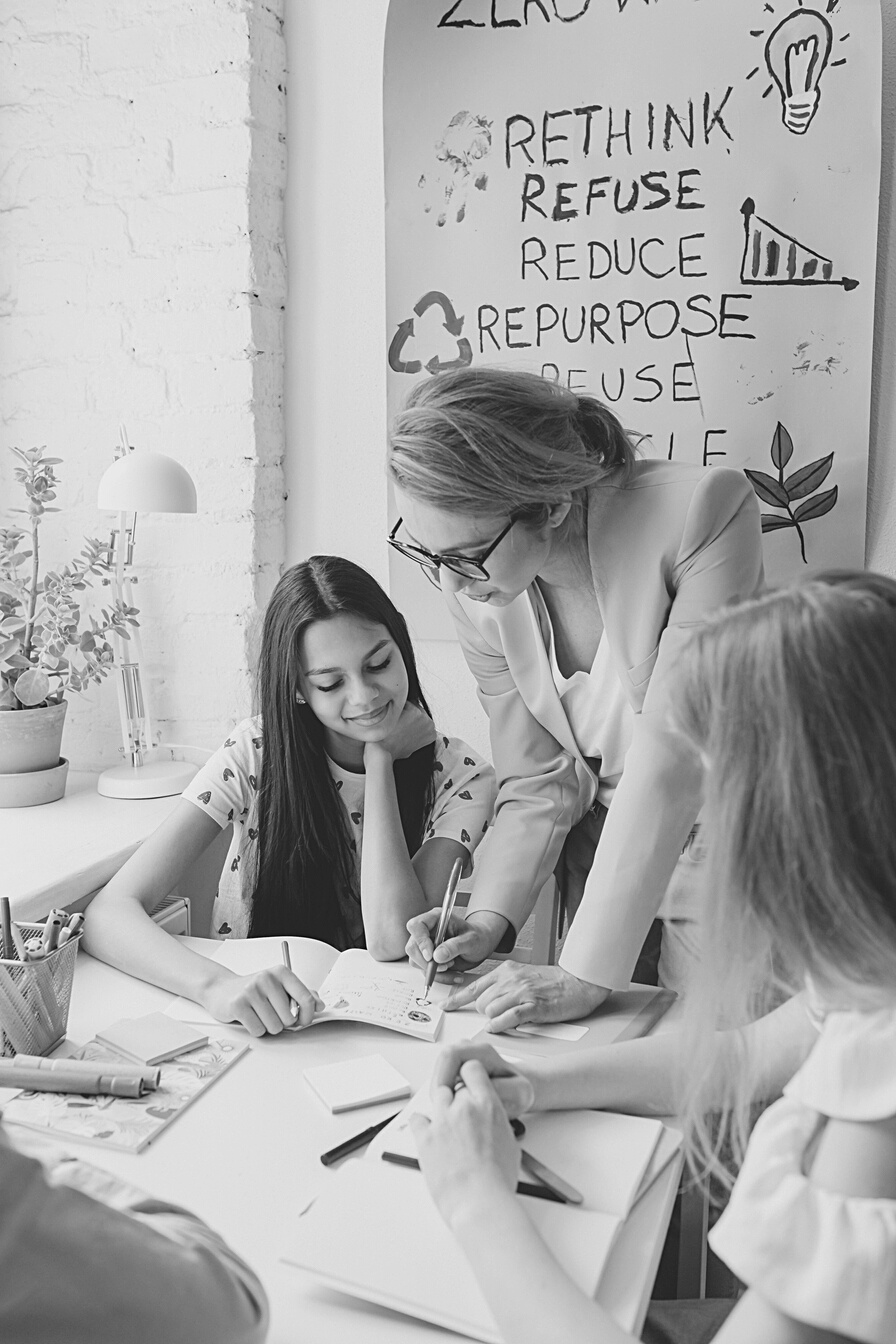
[{"x1": 0, "y1": 700, "x2": 68, "y2": 775}]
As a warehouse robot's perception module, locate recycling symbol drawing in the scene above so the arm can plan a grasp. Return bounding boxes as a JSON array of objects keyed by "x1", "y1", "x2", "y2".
[{"x1": 389, "y1": 290, "x2": 473, "y2": 375}]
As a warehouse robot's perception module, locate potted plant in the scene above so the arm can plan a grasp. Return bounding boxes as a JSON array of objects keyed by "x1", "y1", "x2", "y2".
[{"x1": 0, "y1": 446, "x2": 139, "y2": 806}]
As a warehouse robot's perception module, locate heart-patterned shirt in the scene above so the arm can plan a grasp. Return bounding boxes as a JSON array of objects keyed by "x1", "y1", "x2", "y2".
[{"x1": 181, "y1": 716, "x2": 495, "y2": 944}]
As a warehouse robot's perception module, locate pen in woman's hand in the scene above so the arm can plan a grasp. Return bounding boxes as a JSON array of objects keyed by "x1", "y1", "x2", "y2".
[{"x1": 420, "y1": 857, "x2": 464, "y2": 1005}]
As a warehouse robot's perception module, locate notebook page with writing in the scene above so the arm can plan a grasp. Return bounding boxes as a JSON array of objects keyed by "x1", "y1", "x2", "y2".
[
  {"x1": 313, "y1": 950, "x2": 444, "y2": 1041},
  {"x1": 165, "y1": 941, "x2": 444, "y2": 1040},
  {"x1": 283, "y1": 1160, "x2": 619, "y2": 1344}
]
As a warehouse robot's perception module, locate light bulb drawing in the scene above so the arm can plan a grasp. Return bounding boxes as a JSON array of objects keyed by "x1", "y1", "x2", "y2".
[{"x1": 765, "y1": 9, "x2": 833, "y2": 134}]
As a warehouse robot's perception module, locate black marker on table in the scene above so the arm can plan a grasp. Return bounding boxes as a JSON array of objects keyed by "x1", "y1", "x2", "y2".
[
  {"x1": 320, "y1": 1112, "x2": 402, "y2": 1167},
  {"x1": 380, "y1": 1151, "x2": 565, "y2": 1203}
]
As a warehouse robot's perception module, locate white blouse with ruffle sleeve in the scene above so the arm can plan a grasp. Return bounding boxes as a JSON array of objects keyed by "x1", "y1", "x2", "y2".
[{"x1": 708, "y1": 1003, "x2": 896, "y2": 1344}]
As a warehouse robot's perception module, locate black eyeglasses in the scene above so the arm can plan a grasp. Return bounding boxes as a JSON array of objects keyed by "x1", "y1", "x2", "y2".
[{"x1": 387, "y1": 514, "x2": 521, "y2": 589}]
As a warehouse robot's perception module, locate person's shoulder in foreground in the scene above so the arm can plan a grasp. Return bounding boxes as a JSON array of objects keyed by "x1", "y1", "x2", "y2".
[
  {"x1": 708, "y1": 1000, "x2": 896, "y2": 1343},
  {"x1": 0, "y1": 1125, "x2": 268, "y2": 1344}
]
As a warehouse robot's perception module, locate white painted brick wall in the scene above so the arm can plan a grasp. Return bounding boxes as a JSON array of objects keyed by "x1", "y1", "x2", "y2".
[{"x1": 0, "y1": 0, "x2": 287, "y2": 770}]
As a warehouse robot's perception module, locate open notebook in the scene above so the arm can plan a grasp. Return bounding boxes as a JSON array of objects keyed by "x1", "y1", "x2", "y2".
[
  {"x1": 166, "y1": 938, "x2": 445, "y2": 1042},
  {"x1": 166, "y1": 937, "x2": 676, "y2": 1048},
  {"x1": 283, "y1": 1086, "x2": 667, "y2": 1342}
]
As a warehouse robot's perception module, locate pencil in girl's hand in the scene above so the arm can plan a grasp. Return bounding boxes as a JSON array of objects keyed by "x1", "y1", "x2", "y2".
[{"x1": 281, "y1": 939, "x2": 298, "y2": 1020}]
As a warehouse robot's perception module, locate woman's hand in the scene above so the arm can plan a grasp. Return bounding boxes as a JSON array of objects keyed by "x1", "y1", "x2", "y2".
[
  {"x1": 431, "y1": 1042, "x2": 539, "y2": 1117},
  {"x1": 201, "y1": 966, "x2": 324, "y2": 1037},
  {"x1": 405, "y1": 907, "x2": 509, "y2": 973},
  {"x1": 444, "y1": 963, "x2": 610, "y2": 1032},
  {"x1": 365, "y1": 702, "x2": 438, "y2": 764},
  {"x1": 410, "y1": 1059, "x2": 520, "y2": 1229}
]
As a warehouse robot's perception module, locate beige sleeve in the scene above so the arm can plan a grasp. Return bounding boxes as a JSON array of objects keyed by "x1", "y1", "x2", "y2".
[
  {"x1": 446, "y1": 595, "x2": 583, "y2": 942},
  {"x1": 560, "y1": 469, "x2": 765, "y2": 989}
]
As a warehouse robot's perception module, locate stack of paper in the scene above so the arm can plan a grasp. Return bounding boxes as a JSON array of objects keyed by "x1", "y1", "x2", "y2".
[
  {"x1": 284, "y1": 1087, "x2": 667, "y2": 1341},
  {"x1": 284, "y1": 1161, "x2": 619, "y2": 1344}
]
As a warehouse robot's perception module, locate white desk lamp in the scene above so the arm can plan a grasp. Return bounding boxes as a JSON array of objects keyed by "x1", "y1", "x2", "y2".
[{"x1": 96, "y1": 429, "x2": 201, "y2": 799}]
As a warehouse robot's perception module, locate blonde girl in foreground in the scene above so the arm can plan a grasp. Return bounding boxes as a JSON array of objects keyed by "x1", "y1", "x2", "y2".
[{"x1": 411, "y1": 572, "x2": 896, "y2": 1344}]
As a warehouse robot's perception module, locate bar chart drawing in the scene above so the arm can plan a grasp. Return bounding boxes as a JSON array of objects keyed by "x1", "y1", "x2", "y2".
[{"x1": 740, "y1": 198, "x2": 858, "y2": 290}]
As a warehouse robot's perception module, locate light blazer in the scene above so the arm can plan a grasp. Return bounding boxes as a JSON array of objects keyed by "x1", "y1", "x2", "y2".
[{"x1": 446, "y1": 459, "x2": 764, "y2": 990}]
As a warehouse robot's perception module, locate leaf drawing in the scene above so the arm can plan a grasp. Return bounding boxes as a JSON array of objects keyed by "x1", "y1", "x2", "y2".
[
  {"x1": 770, "y1": 422, "x2": 794, "y2": 471},
  {"x1": 744, "y1": 470, "x2": 789, "y2": 508},
  {"x1": 784, "y1": 453, "x2": 834, "y2": 501},
  {"x1": 745, "y1": 423, "x2": 838, "y2": 564},
  {"x1": 793, "y1": 485, "x2": 838, "y2": 523}
]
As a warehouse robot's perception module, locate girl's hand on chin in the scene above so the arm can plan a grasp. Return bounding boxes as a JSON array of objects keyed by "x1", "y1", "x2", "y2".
[
  {"x1": 367, "y1": 701, "x2": 437, "y2": 762},
  {"x1": 410, "y1": 1060, "x2": 520, "y2": 1229}
]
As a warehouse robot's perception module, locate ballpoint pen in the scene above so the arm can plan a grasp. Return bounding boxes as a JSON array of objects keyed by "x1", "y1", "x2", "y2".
[{"x1": 420, "y1": 856, "x2": 464, "y2": 1005}]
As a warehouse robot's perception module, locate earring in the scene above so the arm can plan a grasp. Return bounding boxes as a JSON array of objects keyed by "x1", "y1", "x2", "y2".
[{"x1": 296, "y1": 693, "x2": 306, "y2": 705}]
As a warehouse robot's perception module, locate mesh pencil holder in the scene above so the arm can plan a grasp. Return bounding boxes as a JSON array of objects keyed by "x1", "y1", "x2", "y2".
[{"x1": 0, "y1": 925, "x2": 82, "y2": 1058}]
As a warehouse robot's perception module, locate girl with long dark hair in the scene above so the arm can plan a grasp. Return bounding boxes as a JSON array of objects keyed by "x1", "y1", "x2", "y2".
[{"x1": 84, "y1": 557, "x2": 495, "y2": 1036}]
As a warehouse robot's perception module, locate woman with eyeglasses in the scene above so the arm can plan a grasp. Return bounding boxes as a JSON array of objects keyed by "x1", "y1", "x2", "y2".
[{"x1": 388, "y1": 366, "x2": 763, "y2": 1026}]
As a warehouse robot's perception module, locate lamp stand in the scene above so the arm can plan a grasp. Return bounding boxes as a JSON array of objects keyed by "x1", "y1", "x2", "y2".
[
  {"x1": 97, "y1": 755, "x2": 198, "y2": 800},
  {"x1": 97, "y1": 498, "x2": 199, "y2": 800}
]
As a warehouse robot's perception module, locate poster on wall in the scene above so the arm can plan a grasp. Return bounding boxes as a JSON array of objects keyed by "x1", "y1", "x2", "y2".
[{"x1": 384, "y1": 0, "x2": 881, "y2": 640}]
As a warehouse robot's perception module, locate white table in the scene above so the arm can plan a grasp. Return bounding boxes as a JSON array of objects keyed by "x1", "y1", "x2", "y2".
[
  {"x1": 0, "y1": 772, "x2": 227, "y2": 930},
  {"x1": 21, "y1": 940, "x2": 682, "y2": 1344}
]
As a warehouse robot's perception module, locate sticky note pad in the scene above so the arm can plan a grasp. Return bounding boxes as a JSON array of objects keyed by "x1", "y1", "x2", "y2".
[
  {"x1": 95, "y1": 1013, "x2": 209, "y2": 1067},
  {"x1": 509, "y1": 1021, "x2": 589, "y2": 1041},
  {"x1": 303, "y1": 1054, "x2": 411, "y2": 1114}
]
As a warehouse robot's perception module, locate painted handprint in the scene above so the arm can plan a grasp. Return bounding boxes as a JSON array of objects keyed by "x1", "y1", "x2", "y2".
[{"x1": 418, "y1": 111, "x2": 493, "y2": 226}]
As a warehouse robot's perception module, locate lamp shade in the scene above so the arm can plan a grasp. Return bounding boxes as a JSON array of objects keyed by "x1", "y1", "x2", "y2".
[{"x1": 97, "y1": 451, "x2": 197, "y2": 514}]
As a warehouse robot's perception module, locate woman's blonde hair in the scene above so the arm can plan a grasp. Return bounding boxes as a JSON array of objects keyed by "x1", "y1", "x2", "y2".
[
  {"x1": 674, "y1": 571, "x2": 896, "y2": 1192},
  {"x1": 388, "y1": 366, "x2": 636, "y2": 527}
]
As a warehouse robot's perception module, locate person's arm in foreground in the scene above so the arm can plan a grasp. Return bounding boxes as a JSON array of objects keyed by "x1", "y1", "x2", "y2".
[
  {"x1": 0, "y1": 1130, "x2": 268, "y2": 1344},
  {"x1": 361, "y1": 704, "x2": 470, "y2": 959},
  {"x1": 412, "y1": 1047, "x2": 851, "y2": 1344},
  {"x1": 430, "y1": 993, "x2": 818, "y2": 1117},
  {"x1": 82, "y1": 802, "x2": 320, "y2": 1036}
]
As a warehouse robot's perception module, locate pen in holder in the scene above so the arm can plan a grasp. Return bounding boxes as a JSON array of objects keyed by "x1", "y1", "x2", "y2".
[{"x1": 0, "y1": 923, "x2": 82, "y2": 1058}]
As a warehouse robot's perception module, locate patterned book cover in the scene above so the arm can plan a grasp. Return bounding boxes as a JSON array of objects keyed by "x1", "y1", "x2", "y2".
[{"x1": 0, "y1": 1037, "x2": 248, "y2": 1153}]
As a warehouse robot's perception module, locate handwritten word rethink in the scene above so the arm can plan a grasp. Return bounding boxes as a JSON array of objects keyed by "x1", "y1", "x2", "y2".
[{"x1": 505, "y1": 91, "x2": 734, "y2": 167}]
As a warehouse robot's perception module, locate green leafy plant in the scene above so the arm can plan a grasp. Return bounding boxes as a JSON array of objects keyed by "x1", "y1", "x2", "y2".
[
  {"x1": 0, "y1": 447, "x2": 139, "y2": 710},
  {"x1": 745, "y1": 423, "x2": 838, "y2": 565}
]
